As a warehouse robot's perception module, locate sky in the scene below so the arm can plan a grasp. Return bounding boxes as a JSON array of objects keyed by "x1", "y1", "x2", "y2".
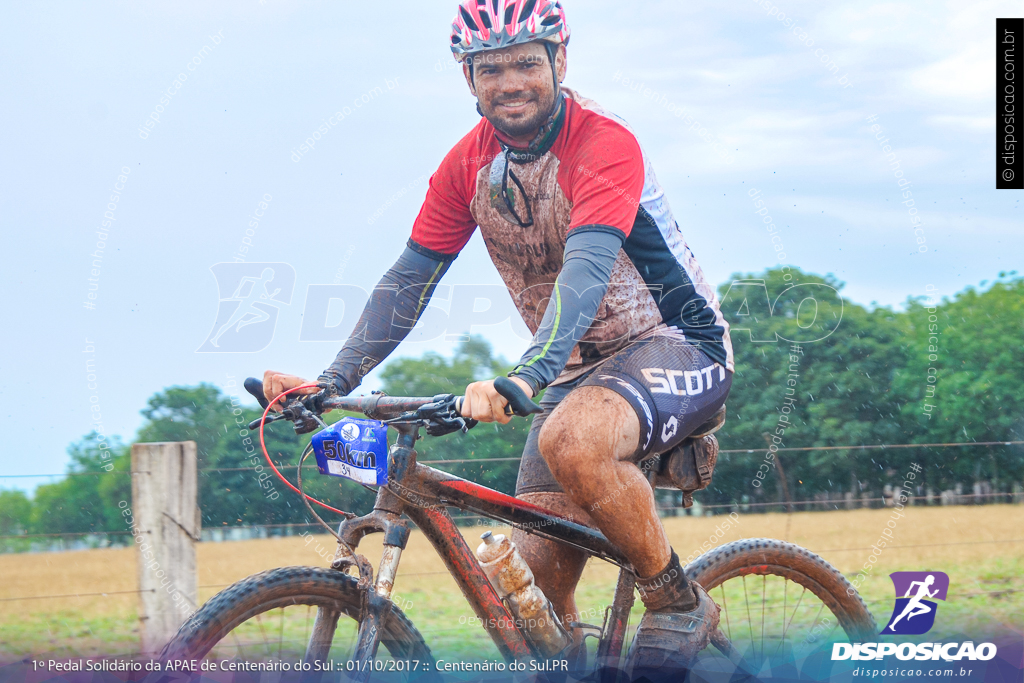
[{"x1": 1, "y1": 0, "x2": 1021, "y2": 493}]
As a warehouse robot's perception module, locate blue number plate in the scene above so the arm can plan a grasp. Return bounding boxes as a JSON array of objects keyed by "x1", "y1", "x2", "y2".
[{"x1": 311, "y1": 417, "x2": 389, "y2": 486}]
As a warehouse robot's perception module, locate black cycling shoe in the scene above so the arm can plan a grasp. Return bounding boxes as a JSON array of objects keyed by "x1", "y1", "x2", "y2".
[
  {"x1": 627, "y1": 583, "x2": 720, "y2": 675},
  {"x1": 626, "y1": 552, "x2": 721, "y2": 678}
]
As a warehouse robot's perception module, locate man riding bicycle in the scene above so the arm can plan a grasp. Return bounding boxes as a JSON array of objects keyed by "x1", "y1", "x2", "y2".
[{"x1": 265, "y1": 0, "x2": 734, "y2": 671}]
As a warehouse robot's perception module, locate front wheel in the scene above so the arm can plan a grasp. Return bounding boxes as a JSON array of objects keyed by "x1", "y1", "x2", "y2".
[
  {"x1": 685, "y1": 538, "x2": 876, "y2": 672},
  {"x1": 160, "y1": 566, "x2": 439, "y2": 681}
]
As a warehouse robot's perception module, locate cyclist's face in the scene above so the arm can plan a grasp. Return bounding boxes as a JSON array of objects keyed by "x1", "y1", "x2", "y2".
[{"x1": 466, "y1": 43, "x2": 566, "y2": 141}]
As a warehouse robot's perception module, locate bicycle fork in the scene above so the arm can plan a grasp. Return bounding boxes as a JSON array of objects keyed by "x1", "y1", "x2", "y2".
[
  {"x1": 302, "y1": 542, "x2": 405, "y2": 674},
  {"x1": 349, "y1": 542, "x2": 404, "y2": 677},
  {"x1": 303, "y1": 432, "x2": 419, "y2": 671}
]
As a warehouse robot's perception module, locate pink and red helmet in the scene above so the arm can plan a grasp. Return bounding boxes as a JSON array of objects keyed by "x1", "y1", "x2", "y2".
[{"x1": 450, "y1": 0, "x2": 570, "y2": 61}]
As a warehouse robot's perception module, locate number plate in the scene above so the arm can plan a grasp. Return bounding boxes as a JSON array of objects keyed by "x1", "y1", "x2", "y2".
[{"x1": 311, "y1": 417, "x2": 389, "y2": 486}]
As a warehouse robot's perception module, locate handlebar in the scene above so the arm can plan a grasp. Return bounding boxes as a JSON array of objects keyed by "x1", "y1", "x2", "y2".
[
  {"x1": 493, "y1": 377, "x2": 543, "y2": 417},
  {"x1": 243, "y1": 376, "x2": 542, "y2": 432}
]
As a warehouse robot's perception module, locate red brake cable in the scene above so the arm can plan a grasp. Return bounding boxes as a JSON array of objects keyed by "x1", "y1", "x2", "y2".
[{"x1": 258, "y1": 384, "x2": 349, "y2": 516}]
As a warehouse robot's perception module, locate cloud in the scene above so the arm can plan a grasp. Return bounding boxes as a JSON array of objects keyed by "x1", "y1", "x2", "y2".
[
  {"x1": 924, "y1": 115, "x2": 992, "y2": 132},
  {"x1": 908, "y1": 43, "x2": 992, "y2": 101}
]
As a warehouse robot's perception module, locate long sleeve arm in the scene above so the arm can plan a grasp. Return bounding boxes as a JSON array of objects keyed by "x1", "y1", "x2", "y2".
[
  {"x1": 510, "y1": 228, "x2": 624, "y2": 394},
  {"x1": 318, "y1": 240, "x2": 454, "y2": 395}
]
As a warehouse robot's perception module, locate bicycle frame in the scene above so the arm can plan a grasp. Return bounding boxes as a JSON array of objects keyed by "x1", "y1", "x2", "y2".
[{"x1": 323, "y1": 421, "x2": 638, "y2": 675}]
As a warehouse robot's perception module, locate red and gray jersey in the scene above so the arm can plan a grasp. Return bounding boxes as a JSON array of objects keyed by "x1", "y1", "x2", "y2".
[{"x1": 410, "y1": 88, "x2": 734, "y2": 385}]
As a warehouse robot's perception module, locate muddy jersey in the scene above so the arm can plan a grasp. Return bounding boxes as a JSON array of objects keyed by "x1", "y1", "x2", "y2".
[{"x1": 410, "y1": 88, "x2": 734, "y2": 380}]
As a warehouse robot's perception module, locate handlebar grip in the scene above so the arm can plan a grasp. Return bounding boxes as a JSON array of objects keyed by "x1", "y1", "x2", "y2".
[
  {"x1": 494, "y1": 377, "x2": 543, "y2": 417},
  {"x1": 244, "y1": 377, "x2": 271, "y2": 410}
]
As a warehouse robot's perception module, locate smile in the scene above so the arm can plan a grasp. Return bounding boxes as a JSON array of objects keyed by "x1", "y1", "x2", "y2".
[{"x1": 498, "y1": 100, "x2": 532, "y2": 111}]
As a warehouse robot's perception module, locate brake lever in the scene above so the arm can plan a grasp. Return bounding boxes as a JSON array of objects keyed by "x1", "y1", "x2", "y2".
[
  {"x1": 247, "y1": 412, "x2": 285, "y2": 430},
  {"x1": 281, "y1": 396, "x2": 325, "y2": 435},
  {"x1": 425, "y1": 414, "x2": 478, "y2": 436},
  {"x1": 395, "y1": 394, "x2": 477, "y2": 436},
  {"x1": 244, "y1": 385, "x2": 327, "y2": 433}
]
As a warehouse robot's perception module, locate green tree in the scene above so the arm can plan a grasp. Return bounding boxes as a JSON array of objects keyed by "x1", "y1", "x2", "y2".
[
  {"x1": 30, "y1": 433, "x2": 128, "y2": 533},
  {"x1": 704, "y1": 268, "x2": 1024, "y2": 509},
  {"x1": 895, "y1": 273, "x2": 1024, "y2": 491},
  {"x1": 709, "y1": 268, "x2": 908, "y2": 507},
  {"x1": 0, "y1": 489, "x2": 31, "y2": 535}
]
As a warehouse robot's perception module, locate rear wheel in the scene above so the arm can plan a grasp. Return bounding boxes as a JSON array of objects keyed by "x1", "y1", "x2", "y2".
[
  {"x1": 685, "y1": 538, "x2": 876, "y2": 674},
  {"x1": 160, "y1": 566, "x2": 439, "y2": 681}
]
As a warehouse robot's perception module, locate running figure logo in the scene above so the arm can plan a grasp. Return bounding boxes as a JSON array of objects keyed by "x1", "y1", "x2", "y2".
[
  {"x1": 197, "y1": 263, "x2": 296, "y2": 353},
  {"x1": 882, "y1": 571, "x2": 949, "y2": 635}
]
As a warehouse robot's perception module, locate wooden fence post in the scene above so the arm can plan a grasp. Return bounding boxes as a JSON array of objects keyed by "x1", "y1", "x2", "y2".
[{"x1": 131, "y1": 441, "x2": 201, "y2": 655}]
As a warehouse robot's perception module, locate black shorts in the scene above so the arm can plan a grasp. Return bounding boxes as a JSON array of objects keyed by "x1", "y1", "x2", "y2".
[{"x1": 515, "y1": 336, "x2": 732, "y2": 495}]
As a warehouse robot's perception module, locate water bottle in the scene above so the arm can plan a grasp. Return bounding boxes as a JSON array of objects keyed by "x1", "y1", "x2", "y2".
[{"x1": 475, "y1": 530, "x2": 571, "y2": 657}]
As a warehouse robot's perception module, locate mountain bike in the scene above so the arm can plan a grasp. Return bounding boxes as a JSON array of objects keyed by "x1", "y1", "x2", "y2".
[{"x1": 160, "y1": 377, "x2": 876, "y2": 680}]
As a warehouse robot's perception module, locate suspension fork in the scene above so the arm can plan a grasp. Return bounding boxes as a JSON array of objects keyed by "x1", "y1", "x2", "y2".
[
  {"x1": 345, "y1": 428, "x2": 418, "y2": 681},
  {"x1": 305, "y1": 511, "x2": 410, "y2": 674},
  {"x1": 304, "y1": 529, "x2": 411, "y2": 673},
  {"x1": 306, "y1": 428, "x2": 418, "y2": 674}
]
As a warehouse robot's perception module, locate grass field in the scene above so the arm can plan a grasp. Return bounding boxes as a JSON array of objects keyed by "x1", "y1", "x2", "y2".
[{"x1": 1, "y1": 506, "x2": 1021, "y2": 663}]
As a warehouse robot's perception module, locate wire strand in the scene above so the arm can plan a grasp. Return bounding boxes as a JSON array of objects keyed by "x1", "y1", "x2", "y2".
[{"x1": 3, "y1": 440, "x2": 1020, "y2": 477}]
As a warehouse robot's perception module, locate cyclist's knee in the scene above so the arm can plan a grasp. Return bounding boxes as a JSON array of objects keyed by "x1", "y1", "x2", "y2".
[{"x1": 538, "y1": 386, "x2": 638, "y2": 474}]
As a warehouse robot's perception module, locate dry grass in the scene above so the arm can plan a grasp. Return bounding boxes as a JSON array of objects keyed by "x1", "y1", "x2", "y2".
[{"x1": 2, "y1": 505, "x2": 1021, "y2": 659}]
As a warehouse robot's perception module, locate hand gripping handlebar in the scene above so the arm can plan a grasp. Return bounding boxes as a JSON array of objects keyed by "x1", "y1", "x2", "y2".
[{"x1": 242, "y1": 376, "x2": 542, "y2": 433}]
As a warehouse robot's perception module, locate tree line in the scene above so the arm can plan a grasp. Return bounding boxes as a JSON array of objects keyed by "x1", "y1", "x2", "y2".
[{"x1": 1, "y1": 267, "x2": 1021, "y2": 540}]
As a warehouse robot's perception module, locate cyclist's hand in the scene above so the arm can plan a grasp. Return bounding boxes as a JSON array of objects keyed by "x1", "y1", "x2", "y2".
[
  {"x1": 461, "y1": 377, "x2": 534, "y2": 424},
  {"x1": 262, "y1": 371, "x2": 319, "y2": 412}
]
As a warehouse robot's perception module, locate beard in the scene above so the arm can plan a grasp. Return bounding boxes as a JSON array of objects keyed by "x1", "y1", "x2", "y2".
[{"x1": 479, "y1": 87, "x2": 558, "y2": 140}]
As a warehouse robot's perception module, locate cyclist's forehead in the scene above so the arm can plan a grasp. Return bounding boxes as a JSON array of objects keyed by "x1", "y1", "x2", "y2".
[{"x1": 471, "y1": 45, "x2": 548, "y2": 68}]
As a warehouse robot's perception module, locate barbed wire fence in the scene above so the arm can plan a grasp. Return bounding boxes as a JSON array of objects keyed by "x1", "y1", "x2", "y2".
[{"x1": 2, "y1": 440, "x2": 1023, "y2": 554}]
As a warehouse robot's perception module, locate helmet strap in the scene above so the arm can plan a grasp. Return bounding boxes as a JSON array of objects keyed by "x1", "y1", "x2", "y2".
[{"x1": 544, "y1": 42, "x2": 560, "y2": 93}]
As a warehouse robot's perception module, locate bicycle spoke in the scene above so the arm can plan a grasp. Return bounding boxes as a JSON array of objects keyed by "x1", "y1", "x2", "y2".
[
  {"x1": 303, "y1": 605, "x2": 312, "y2": 652},
  {"x1": 256, "y1": 613, "x2": 270, "y2": 654},
  {"x1": 278, "y1": 607, "x2": 285, "y2": 659},
  {"x1": 780, "y1": 579, "x2": 787, "y2": 657},
  {"x1": 344, "y1": 617, "x2": 358, "y2": 655},
  {"x1": 743, "y1": 576, "x2": 755, "y2": 658},
  {"x1": 719, "y1": 584, "x2": 732, "y2": 640},
  {"x1": 687, "y1": 540, "x2": 878, "y2": 671},
  {"x1": 776, "y1": 585, "x2": 806, "y2": 657},
  {"x1": 231, "y1": 628, "x2": 246, "y2": 658},
  {"x1": 760, "y1": 575, "x2": 766, "y2": 660}
]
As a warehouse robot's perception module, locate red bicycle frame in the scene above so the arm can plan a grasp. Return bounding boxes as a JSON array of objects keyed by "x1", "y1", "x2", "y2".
[{"x1": 328, "y1": 422, "x2": 637, "y2": 673}]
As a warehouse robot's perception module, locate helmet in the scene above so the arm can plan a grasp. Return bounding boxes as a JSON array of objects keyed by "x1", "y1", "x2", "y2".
[{"x1": 450, "y1": 0, "x2": 570, "y2": 61}]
